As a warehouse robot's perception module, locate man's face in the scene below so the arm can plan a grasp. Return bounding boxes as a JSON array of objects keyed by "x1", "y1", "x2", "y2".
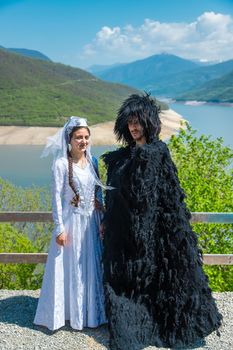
[{"x1": 128, "y1": 117, "x2": 145, "y2": 143}]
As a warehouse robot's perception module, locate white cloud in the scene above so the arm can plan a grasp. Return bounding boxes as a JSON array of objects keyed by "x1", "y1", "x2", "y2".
[{"x1": 81, "y1": 11, "x2": 233, "y2": 66}]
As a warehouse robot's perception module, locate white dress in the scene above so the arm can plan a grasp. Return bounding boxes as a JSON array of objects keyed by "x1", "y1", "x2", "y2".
[{"x1": 34, "y1": 157, "x2": 106, "y2": 330}]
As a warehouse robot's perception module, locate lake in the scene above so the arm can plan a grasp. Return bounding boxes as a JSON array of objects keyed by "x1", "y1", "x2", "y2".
[
  {"x1": 0, "y1": 145, "x2": 116, "y2": 188},
  {"x1": 171, "y1": 102, "x2": 233, "y2": 149},
  {"x1": 0, "y1": 103, "x2": 232, "y2": 187}
]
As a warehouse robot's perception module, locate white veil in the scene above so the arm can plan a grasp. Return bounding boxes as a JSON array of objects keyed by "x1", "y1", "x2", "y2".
[{"x1": 41, "y1": 116, "x2": 113, "y2": 190}]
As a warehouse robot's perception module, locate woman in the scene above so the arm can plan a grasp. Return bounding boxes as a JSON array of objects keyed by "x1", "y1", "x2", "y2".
[
  {"x1": 102, "y1": 94, "x2": 222, "y2": 350},
  {"x1": 34, "y1": 116, "x2": 107, "y2": 331}
]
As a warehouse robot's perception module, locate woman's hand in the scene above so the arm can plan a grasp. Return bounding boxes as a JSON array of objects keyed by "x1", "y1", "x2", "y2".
[
  {"x1": 94, "y1": 198, "x2": 105, "y2": 212},
  {"x1": 99, "y1": 223, "x2": 105, "y2": 240},
  {"x1": 56, "y1": 232, "x2": 68, "y2": 246}
]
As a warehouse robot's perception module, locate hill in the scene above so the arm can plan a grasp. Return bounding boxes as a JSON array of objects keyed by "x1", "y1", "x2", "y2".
[
  {"x1": 176, "y1": 70, "x2": 233, "y2": 103},
  {"x1": 0, "y1": 45, "x2": 51, "y2": 61},
  {"x1": 0, "y1": 49, "x2": 146, "y2": 126},
  {"x1": 7, "y1": 48, "x2": 51, "y2": 61},
  {"x1": 87, "y1": 63, "x2": 125, "y2": 74},
  {"x1": 94, "y1": 53, "x2": 200, "y2": 90},
  {"x1": 94, "y1": 53, "x2": 233, "y2": 101},
  {"x1": 150, "y1": 58, "x2": 233, "y2": 97}
]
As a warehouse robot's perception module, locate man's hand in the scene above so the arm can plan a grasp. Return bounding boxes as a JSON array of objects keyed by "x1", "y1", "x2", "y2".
[{"x1": 56, "y1": 232, "x2": 68, "y2": 246}]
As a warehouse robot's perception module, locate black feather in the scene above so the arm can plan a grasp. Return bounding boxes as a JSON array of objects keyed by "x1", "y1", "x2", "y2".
[{"x1": 102, "y1": 140, "x2": 222, "y2": 350}]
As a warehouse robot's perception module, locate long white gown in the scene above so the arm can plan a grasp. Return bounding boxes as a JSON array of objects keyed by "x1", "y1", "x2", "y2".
[{"x1": 34, "y1": 157, "x2": 106, "y2": 331}]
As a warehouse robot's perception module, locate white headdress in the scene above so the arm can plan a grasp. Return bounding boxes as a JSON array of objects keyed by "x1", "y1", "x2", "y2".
[{"x1": 41, "y1": 116, "x2": 113, "y2": 190}]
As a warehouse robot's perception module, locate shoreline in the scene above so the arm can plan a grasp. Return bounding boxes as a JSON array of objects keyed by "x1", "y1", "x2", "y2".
[
  {"x1": 172, "y1": 100, "x2": 233, "y2": 107},
  {"x1": 0, "y1": 109, "x2": 184, "y2": 146}
]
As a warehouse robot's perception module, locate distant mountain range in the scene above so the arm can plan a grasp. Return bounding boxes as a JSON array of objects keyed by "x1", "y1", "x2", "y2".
[
  {"x1": 1, "y1": 45, "x2": 231, "y2": 128},
  {"x1": 88, "y1": 63, "x2": 125, "y2": 74},
  {"x1": 177, "y1": 69, "x2": 233, "y2": 103},
  {"x1": 93, "y1": 53, "x2": 233, "y2": 102},
  {"x1": 94, "y1": 53, "x2": 200, "y2": 91},
  {"x1": 0, "y1": 45, "x2": 51, "y2": 61},
  {"x1": 0, "y1": 48, "x2": 144, "y2": 126}
]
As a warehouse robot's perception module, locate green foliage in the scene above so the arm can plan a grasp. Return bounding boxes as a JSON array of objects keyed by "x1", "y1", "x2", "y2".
[
  {"x1": 168, "y1": 123, "x2": 233, "y2": 291},
  {"x1": 0, "y1": 224, "x2": 43, "y2": 289},
  {"x1": 98, "y1": 157, "x2": 107, "y2": 185},
  {"x1": 0, "y1": 177, "x2": 52, "y2": 289},
  {"x1": 0, "y1": 48, "x2": 162, "y2": 126},
  {"x1": 0, "y1": 177, "x2": 52, "y2": 252},
  {"x1": 1, "y1": 124, "x2": 232, "y2": 291},
  {"x1": 0, "y1": 81, "x2": 141, "y2": 126}
]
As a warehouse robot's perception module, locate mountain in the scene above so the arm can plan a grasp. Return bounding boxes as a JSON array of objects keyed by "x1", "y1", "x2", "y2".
[
  {"x1": 149, "y1": 59, "x2": 233, "y2": 97},
  {"x1": 0, "y1": 45, "x2": 51, "y2": 61},
  {"x1": 93, "y1": 53, "x2": 233, "y2": 101},
  {"x1": 176, "y1": 70, "x2": 233, "y2": 103},
  {"x1": 94, "y1": 53, "x2": 201, "y2": 90},
  {"x1": 0, "y1": 49, "x2": 141, "y2": 126},
  {"x1": 7, "y1": 48, "x2": 51, "y2": 61},
  {"x1": 190, "y1": 59, "x2": 219, "y2": 66},
  {"x1": 87, "y1": 63, "x2": 125, "y2": 74}
]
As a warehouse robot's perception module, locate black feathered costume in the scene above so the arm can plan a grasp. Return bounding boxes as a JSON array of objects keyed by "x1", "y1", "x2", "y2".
[{"x1": 102, "y1": 95, "x2": 222, "y2": 350}]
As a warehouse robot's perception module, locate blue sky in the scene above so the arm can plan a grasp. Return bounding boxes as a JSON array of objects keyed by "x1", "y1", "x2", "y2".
[{"x1": 0, "y1": 0, "x2": 233, "y2": 69}]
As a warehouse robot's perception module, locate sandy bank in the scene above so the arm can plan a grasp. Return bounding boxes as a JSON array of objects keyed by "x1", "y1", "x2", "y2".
[{"x1": 0, "y1": 109, "x2": 184, "y2": 145}]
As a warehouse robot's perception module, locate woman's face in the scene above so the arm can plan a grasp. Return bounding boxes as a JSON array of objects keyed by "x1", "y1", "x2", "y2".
[{"x1": 70, "y1": 128, "x2": 90, "y2": 154}]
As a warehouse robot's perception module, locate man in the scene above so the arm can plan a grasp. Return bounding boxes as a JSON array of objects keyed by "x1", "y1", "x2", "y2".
[{"x1": 102, "y1": 93, "x2": 222, "y2": 350}]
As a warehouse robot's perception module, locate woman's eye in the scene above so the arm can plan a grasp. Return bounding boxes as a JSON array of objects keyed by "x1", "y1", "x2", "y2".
[{"x1": 72, "y1": 135, "x2": 89, "y2": 141}]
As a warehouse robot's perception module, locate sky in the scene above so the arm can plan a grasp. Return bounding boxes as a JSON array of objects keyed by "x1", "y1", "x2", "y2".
[{"x1": 0, "y1": 0, "x2": 233, "y2": 69}]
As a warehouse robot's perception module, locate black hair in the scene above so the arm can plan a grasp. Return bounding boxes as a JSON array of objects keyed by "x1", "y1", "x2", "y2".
[{"x1": 114, "y1": 93, "x2": 161, "y2": 145}]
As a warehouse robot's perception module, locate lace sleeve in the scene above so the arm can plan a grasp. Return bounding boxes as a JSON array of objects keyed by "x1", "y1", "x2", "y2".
[{"x1": 52, "y1": 158, "x2": 66, "y2": 237}]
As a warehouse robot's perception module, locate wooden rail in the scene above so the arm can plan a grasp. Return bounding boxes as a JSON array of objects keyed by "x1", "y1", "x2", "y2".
[
  {"x1": 0, "y1": 212, "x2": 232, "y2": 265},
  {"x1": 1, "y1": 211, "x2": 233, "y2": 223},
  {"x1": 190, "y1": 212, "x2": 233, "y2": 224},
  {"x1": 0, "y1": 253, "x2": 232, "y2": 265},
  {"x1": 0, "y1": 253, "x2": 48, "y2": 264},
  {"x1": 0, "y1": 211, "x2": 53, "y2": 222}
]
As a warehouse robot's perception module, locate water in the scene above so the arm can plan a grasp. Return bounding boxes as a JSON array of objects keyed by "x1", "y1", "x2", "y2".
[
  {"x1": 0, "y1": 145, "x2": 116, "y2": 188},
  {"x1": 0, "y1": 103, "x2": 232, "y2": 187},
  {"x1": 171, "y1": 102, "x2": 233, "y2": 149}
]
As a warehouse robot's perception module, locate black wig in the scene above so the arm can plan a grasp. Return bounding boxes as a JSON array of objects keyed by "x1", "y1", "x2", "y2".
[{"x1": 114, "y1": 93, "x2": 161, "y2": 145}]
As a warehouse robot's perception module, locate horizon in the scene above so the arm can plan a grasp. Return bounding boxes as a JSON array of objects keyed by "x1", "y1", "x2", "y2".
[
  {"x1": 1, "y1": 48, "x2": 230, "y2": 71},
  {"x1": 0, "y1": 0, "x2": 233, "y2": 69}
]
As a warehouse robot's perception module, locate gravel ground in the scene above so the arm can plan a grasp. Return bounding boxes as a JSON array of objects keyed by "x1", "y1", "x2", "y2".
[{"x1": 0, "y1": 290, "x2": 232, "y2": 350}]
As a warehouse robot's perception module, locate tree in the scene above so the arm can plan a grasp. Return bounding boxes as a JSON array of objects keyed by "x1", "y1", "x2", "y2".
[
  {"x1": 0, "y1": 224, "x2": 43, "y2": 289},
  {"x1": 0, "y1": 177, "x2": 52, "y2": 251},
  {"x1": 168, "y1": 123, "x2": 233, "y2": 291},
  {"x1": 0, "y1": 177, "x2": 52, "y2": 289}
]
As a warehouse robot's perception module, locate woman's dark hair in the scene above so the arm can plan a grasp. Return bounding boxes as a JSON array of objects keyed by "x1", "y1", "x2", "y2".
[
  {"x1": 114, "y1": 93, "x2": 161, "y2": 145},
  {"x1": 67, "y1": 126, "x2": 90, "y2": 206}
]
